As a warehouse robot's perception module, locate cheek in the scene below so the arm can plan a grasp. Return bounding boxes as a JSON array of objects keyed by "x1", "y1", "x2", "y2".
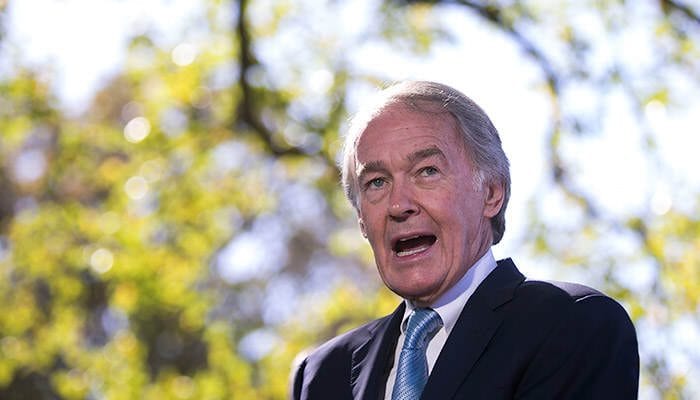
[
  {"x1": 440, "y1": 208, "x2": 477, "y2": 247},
  {"x1": 359, "y1": 212, "x2": 384, "y2": 244}
]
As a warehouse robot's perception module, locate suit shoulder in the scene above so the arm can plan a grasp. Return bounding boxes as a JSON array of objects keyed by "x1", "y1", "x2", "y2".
[
  {"x1": 517, "y1": 278, "x2": 634, "y2": 330},
  {"x1": 510, "y1": 280, "x2": 639, "y2": 397},
  {"x1": 521, "y1": 278, "x2": 602, "y2": 300}
]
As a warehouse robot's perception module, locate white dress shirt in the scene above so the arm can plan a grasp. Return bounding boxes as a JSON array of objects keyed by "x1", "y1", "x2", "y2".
[{"x1": 384, "y1": 249, "x2": 498, "y2": 399}]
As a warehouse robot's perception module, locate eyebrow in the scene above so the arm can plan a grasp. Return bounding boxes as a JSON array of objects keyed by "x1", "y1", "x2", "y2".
[
  {"x1": 356, "y1": 146, "x2": 447, "y2": 183},
  {"x1": 407, "y1": 146, "x2": 446, "y2": 165},
  {"x1": 356, "y1": 160, "x2": 388, "y2": 184}
]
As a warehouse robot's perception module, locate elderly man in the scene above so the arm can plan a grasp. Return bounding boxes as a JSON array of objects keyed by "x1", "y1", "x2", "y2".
[{"x1": 292, "y1": 81, "x2": 639, "y2": 399}]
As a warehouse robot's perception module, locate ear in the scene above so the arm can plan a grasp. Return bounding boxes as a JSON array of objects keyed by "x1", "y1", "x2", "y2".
[
  {"x1": 358, "y1": 218, "x2": 368, "y2": 238},
  {"x1": 483, "y1": 181, "x2": 505, "y2": 218}
]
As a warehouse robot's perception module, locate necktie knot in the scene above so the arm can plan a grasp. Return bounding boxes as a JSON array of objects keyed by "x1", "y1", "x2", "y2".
[{"x1": 403, "y1": 308, "x2": 442, "y2": 349}]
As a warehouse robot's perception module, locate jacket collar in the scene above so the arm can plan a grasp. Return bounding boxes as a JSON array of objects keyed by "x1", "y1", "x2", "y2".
[
  {"x1": 350, "y1": 302, "x2": 404, "y2": 400},
  {"x1": 421, "y1": 258, "x2": 525, "y2": 399}
]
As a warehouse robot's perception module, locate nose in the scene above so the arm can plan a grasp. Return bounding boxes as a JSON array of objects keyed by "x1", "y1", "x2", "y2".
[{"x1": 388, "y1": 181, "x2": 418, "y2": 221}]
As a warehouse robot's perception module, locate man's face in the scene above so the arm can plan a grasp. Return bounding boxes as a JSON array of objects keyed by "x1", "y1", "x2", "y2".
[{"x1": 355, "y1": 105, "x2": 503, "y2": 306}]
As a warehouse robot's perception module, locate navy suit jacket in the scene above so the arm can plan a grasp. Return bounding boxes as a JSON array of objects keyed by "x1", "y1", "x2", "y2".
[{"x1": 292, "y1": 259, "x2": 639, "y2": 399}]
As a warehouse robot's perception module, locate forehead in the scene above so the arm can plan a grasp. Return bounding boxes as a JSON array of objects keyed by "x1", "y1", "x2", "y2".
[{"x1": 355, "y1": 105, "x2": 465, "y2": 161}]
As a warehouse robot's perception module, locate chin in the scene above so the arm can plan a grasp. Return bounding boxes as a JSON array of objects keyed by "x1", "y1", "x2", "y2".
[{"x1": 389, "y1": 281, "x2": 441, "y2": 304}]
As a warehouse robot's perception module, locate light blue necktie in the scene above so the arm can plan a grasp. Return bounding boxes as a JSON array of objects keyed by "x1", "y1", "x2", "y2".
[{"x1": 392, "y1": 308, "x2": 443, "y2": 400}]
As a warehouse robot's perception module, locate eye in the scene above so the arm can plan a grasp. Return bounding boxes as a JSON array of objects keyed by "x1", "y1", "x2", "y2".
[
  {"x1": 419, "y1": 166, "x2": 439, "y2": 177},
  {"x1": 365, "y1": 177, "x2": 386, "y2": 190}
]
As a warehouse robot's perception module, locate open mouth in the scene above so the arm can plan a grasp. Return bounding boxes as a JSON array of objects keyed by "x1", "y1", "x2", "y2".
[{"x1": 393, "y1": 235, "x2": 437, "y2": 257}]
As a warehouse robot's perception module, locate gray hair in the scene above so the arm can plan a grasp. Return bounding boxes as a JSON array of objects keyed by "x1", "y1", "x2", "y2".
[{"x1": 340, "y1": 80, "x2": 511, "y2": 244}]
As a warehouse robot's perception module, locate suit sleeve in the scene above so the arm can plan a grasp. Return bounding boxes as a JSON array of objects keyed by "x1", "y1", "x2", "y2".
[{"x1": 516, "y1": 295, "x2": 639, "y2": 399}]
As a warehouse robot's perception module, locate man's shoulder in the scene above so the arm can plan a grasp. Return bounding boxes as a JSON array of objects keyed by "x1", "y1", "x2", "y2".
[
  {"x1": 482, "y1": 263, "x2": 639, "y2": 397},
  {"x1": 492, "y1": 265, "x2": 637, "y2": 363},
  {"x1": 511, "y1": 273, "x2": 633, "y2": 329},
  {"x1": 520, "y1": 278, "x2": 604, "y2": 302},
  {"x1": 493, "y1": 259, "x2": 611, "y2": 307}
]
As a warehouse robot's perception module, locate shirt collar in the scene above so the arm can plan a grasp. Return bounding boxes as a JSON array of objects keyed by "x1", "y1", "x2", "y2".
[{"x1": 401, "y1": 249, "x2": 497, "y2": 334}]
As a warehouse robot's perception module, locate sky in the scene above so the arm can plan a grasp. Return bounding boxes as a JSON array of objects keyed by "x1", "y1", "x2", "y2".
[
  {"x1": 3, "y1": 0, "x2": 202, "y2": 112},
  {"x1": 3, "y1": 0, "x2": 700, "y2": 397}
]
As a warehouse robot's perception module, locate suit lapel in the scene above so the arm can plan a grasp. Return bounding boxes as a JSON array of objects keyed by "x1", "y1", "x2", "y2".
[
  {"x1": 351, "y1": 303, "x2": 405, "y2": 400},
  {"x1": 421, "y1": 259, "x2": 525, "y2": 399}
]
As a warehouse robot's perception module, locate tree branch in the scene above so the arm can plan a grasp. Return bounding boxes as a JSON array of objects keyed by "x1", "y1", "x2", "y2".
[
  {"x1": 235, "y1": 0, "x2": 304, "y2": 157},
  {"x1": 234, "y1": 0, "x2": 341, "y2": 181},
  {"x1": 662, "y1": 0, "x2": 700, "y2": 25}
]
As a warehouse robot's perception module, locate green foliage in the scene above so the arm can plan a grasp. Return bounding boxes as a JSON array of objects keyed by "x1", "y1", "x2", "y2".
[{"x1": 1, "y1": 0, "x2": 699, "y2": 398}]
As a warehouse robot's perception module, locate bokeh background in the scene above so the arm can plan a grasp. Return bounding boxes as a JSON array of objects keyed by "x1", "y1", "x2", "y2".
[{"x1": 1, "y1": 0, "x2": 699, "y2": 398}]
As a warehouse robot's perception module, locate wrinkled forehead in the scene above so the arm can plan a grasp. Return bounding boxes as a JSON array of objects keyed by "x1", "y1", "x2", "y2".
[
  {"x1": 352, "y1": 103, "x2": 461, "y2": 162},
  {"x1": 351, "y1": 101, "x2": 455, "y2": 151}
]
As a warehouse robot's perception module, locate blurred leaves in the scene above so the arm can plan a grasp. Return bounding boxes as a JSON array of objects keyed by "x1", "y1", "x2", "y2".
[{"x1": 1, "y1": 0, "x2": 699, "y2": 399}]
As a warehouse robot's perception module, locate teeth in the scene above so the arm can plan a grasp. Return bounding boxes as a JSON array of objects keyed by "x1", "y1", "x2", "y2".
[
  {"x1": 396, "y1": 244, "x2": 430, "y2": 257},
  {"x1": 399, "y1": 235, "x2": 420, "y2": 242}
]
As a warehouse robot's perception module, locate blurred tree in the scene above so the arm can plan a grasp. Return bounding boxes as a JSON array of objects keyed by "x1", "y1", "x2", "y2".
[{"x1": 0, "y1": 0, "x2": 698, "y2": 399}]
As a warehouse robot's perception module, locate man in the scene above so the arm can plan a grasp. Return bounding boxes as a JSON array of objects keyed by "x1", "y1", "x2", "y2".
[{"x1": 292, "y1": 81, "x2": 639, "y2": 399}]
